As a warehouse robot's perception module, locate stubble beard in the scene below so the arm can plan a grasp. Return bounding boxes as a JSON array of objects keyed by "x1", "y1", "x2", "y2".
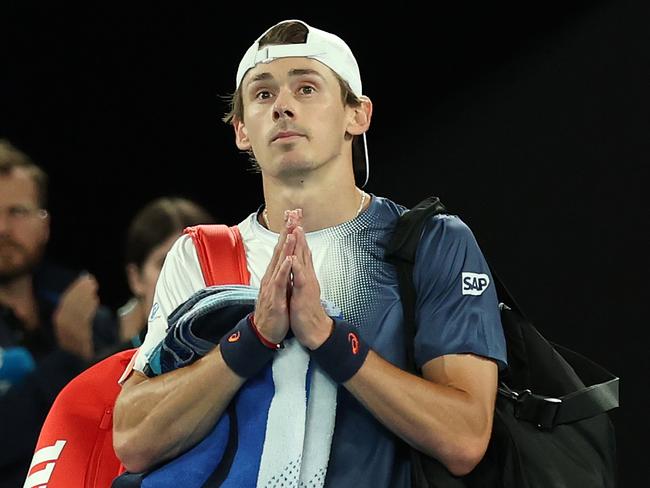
[{"x1": 0, "y1": 240, "x2": 45, "y2": 285}]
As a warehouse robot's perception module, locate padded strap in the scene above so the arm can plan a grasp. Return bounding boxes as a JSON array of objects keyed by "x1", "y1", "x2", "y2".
[{"x1": 184, "y1": 224, "x2": 250, "y2": 286}]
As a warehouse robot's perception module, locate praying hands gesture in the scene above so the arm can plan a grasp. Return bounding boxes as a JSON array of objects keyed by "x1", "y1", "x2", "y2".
[
  {"x1": 254, "y1": 209, "x2": 333, "y2": 349},
  {"x1": 288, "y1": 224, "x2": 334, "y2": 350},
  {"x1": 253, "y1": 209, "x2": 300, "y2": 345}
]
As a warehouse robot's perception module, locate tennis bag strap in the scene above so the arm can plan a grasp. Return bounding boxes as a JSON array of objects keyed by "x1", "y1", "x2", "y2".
[
  {"x1": 184, "y1": 224, "x2": 250, "y2": 286},
  {"x1": 112, "y1": 224, "x2": 250, "y2": 487}
]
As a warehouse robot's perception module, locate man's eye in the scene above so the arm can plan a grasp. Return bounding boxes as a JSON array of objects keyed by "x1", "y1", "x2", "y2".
[
  {"x1": 8, "y1": 206, "x2": 30, "y2": 218},
  {"x1": 255, "y1": 90, "x2": 272, "y2": 100},
  {"x1": 300, "y1": 86, "x2": 315, "y2": 95}
]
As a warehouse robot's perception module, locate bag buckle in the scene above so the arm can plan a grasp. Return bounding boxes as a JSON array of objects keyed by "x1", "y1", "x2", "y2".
[{"x1": 501, "y1": 386, "x2": 562, "y2": 429}]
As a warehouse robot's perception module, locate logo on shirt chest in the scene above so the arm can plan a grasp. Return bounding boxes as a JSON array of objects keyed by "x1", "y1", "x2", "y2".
[
  {"x1": 462, "y1": 272, "x2": 490, "y2": 296},
  {"x1": 149, "y1": 302, "x2": 160, "y2": 321}
]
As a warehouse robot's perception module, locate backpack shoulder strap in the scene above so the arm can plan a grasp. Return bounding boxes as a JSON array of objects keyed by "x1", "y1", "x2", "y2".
[
  {"x1": 386, "y1": 196, "x2": 447, "y2": 264},
  {"x1": 184, "y1": 224, "x2": 250, "y2": 286},
  {"x1": 386, "y1": 197, "x2": 466, "y2": 486},
  {"x1": 386, "y1": 196, "x2": 447, "y2": 372}
]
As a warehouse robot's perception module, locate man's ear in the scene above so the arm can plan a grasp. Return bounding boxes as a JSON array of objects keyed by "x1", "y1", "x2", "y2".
[
  {"x1": 346, "y1": 96, "x2": 373, "y2": 136},
  {"x1": 40, "y1": 211, "x2": 51, "y2": 245},
  {"x1": 126, "y1": 263, "x2": 144, "y2": 298},
  {"x1": 234, "y1": 117, "x2": 251, "y2": 150}
]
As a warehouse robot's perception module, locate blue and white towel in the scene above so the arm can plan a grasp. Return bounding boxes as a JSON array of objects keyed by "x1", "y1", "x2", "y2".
[{"x1": 129, "y1": 285, "x2": 339, "y2": 488}]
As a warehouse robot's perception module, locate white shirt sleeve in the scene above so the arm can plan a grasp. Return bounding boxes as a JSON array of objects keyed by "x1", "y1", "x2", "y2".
[{"x1": 132, "y1": 234, "x2": 206, "y2": 373}]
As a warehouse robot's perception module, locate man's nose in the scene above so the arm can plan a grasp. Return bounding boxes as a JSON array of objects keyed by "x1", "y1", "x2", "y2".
[{"x1": 272, "y1": 89, "x2": 295, "y2": 121}]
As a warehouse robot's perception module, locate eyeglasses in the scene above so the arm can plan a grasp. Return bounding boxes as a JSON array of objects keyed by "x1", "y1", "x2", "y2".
[{"x1": 0, "y1": 205, "x2": 48, "y2": 223}]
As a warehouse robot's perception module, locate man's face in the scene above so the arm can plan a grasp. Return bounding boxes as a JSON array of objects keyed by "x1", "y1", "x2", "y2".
[
  {"x1": 0, "y1": 169, "x2": 49, "y2": 284},
  {"x1": 235, "y1": 57, "x2": 353, "y2": 179},
  {"x1": 127, "y1": 233, "x2": 178, "y2": 318}
]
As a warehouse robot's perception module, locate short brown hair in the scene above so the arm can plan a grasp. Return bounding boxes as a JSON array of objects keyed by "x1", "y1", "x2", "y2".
[
  {"x1": 0, "y1": 139, "x2": 48, "y2": 207},
  {"x1": 125, "y1": 197, "x2": 216, "y2": 268}
]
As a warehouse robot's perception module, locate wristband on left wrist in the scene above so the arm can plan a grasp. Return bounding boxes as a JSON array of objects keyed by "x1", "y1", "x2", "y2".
[{"x1": 310, "y1": 318, "x2": 369, "y2": 383}]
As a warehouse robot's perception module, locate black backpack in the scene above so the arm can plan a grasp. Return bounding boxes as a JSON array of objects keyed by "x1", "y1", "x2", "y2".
[{"x1": 386, "y1": 196, "x2": 619, "y2": 488}]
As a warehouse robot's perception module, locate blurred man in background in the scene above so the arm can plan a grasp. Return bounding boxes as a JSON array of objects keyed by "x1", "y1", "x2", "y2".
[{"x1": 0, "y1": 139, "x2": 117, "y2": 487}]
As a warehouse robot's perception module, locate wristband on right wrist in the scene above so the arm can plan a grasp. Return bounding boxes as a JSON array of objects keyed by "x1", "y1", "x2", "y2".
[
  {"x1": 219, "y1": 314, "x2": 276, "y2": 378},
  {"x1": 310, "y1": 318, "x2": 369, "y2": 383},
  {"x1": 248, "y1": 313, "x2": 284, "y2": 350}
]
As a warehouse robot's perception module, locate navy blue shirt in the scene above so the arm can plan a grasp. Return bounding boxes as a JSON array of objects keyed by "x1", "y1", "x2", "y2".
[{"x1": 324, "y1": 197, "x2": 507, "y2": 487}]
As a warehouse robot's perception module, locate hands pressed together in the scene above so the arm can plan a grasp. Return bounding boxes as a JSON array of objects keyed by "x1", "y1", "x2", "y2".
[{"x1": 254, "y1": 209, "x2": 333, "y2": 351}]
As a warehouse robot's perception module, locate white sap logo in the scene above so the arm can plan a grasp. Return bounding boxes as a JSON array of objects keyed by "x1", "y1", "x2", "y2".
[
  {"x1": 23, "y1": 440, "x2": 66, "y2": 488},
  {"x1": 462, "y1": 272, "x2": 490, "y2": 296}
]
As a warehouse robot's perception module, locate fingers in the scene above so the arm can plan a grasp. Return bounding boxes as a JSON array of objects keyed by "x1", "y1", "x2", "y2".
[
  {"x1": 275, "y1": 255, "x2": 293, "y2": 288},
  {"x1": 67, "y1": 273, "x2": 98, "y2": 294},
  {"x1": 59, "y1": 275, "x2": 98, "y2": 308},
  {"x1": 54, "y1": 276, "x2": 98, "y2": 360},
  {"x1": 254, "y1": 254, "x2": 293, "y2": 344},
  {"x1": 289, "y1": 255, "x2": 306, "y2": 287},
  {"x1": 264, "y1": 218, "x2": 291, "y2": 279},
  {"x1": 61, "y1": 274, "x2": 99, "y2": 310},
  {"x1": 290, "y1": 226, "x2": 315, "y2": 281},
  {"x1": 272, "y1": 233, "x2": 295, "y2": 282},
  {"x1": 295, "y1": 227, "x2": 309, "y2": 263},
  {"x1": 263, "y1": 209, "x2": 301, "y2": 282}
]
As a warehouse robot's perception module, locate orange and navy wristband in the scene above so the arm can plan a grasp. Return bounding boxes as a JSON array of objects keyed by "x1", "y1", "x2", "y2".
[
  {"x1": 311, "y1": 318, "x2": 369, "y2": 383},
  {"x1": 219, "y1": 314, "x2": 280, "y2": 378}
]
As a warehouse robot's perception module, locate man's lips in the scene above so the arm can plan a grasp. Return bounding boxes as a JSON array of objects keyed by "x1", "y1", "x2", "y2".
[
  {"x1": 271, "y1": 131, "x2": 304, "y2": 142},
  {"x1": 0, "y1": 240, "x2": 22, "y2": 252}
]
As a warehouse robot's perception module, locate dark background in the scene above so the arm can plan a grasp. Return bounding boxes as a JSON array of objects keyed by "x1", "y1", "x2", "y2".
[{"x1": 2, "y1": 1, "x2": 647, "y2": 485}]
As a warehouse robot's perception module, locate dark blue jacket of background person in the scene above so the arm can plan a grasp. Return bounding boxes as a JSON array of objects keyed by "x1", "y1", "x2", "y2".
[{"x1": 0, "y1": 261, "x2": 118, "y2": 488}]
